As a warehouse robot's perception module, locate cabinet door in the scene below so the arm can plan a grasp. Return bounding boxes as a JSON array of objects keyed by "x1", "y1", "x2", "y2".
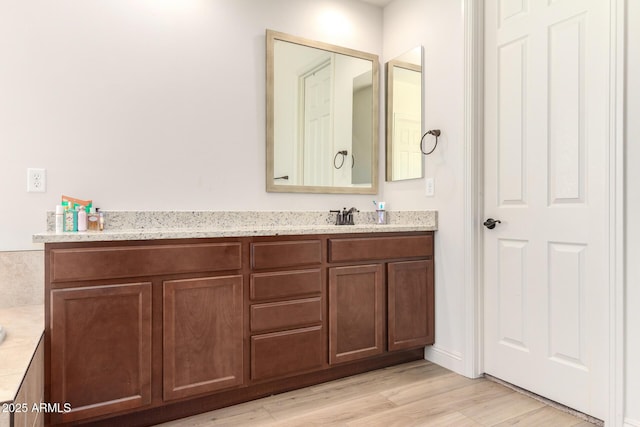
[
  {"x1": 163, "y1": 275, "x2": 243, "y2": 401},
  {"x1": 329, "y1": 264, "x2": 384, "y2": 364},
  {"x1": 388, "y1": 260, "x2": 434, "y2": 351},
  {"x1": 50, "y1": 282, "x2": 152, "y2": 424}
]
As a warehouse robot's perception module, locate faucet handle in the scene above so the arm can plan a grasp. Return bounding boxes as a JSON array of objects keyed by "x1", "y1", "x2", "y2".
[
  {"x1": 345, "y1": 207, "x2": 358, "y2": 225},
  {"x1": 330, "y1": 209, "x2": 344, "y2": 225}
]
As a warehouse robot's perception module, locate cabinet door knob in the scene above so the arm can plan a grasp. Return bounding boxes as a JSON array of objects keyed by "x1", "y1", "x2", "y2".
[{"x1": 483, "y1": 218, "x2": 501, "y2": 230}]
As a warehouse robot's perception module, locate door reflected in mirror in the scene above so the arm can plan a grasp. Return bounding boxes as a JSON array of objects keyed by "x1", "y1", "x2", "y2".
[
  {"x1": 266, "y1": 30, "x2": 379, "y2": 194},
  {"x1": 386, "y1": 46, "x2": 423, "y2": 181}
]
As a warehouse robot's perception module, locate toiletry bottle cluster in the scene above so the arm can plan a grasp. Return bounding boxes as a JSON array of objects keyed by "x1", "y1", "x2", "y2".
[{"x1": 55, "y1": 195, "x2": 104, "y2": 233}]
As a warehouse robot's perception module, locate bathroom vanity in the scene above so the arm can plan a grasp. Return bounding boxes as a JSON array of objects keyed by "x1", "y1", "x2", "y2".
[{"x1": 36, "y1": 212, "x2": 436, "y2": 426}]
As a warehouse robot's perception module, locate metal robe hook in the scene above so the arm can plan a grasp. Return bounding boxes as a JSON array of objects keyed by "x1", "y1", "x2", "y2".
[{"x1": 420, "y1": 129, "x2": 441, "y2": 155}]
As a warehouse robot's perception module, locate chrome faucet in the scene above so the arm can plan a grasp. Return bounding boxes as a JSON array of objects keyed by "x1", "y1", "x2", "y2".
[{"x1": 330, "y1": 207, "x2": 359, "y2": 225}]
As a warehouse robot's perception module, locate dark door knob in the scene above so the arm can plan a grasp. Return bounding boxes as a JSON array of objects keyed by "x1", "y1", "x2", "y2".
[{"x1": 483, "y1": 218, "x2": 501, "y2": 229}]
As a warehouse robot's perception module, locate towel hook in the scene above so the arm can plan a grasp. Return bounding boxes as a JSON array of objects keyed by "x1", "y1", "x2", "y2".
[{"x1": 420, "y1": 129, "x2": 441, "y2": 155}]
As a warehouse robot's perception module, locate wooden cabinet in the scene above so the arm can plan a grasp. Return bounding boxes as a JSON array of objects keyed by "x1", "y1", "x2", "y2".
[
  {"x1": 163, "y1": 275, "x2": 244, "y2": 401},
  {"x1": 328, "y1": 235, "x2": 433, "y2": 263},
  {"x1": 251, "y1": 240, "x2": 322, "y2": 269},
  {"x1": 249, "y1": 239, "x2": 326, "y2": 381},
  {"x1": 250, "y1": 297, "x2": 322, "y2": 332},
  {"x1": 45, "y1": 231, "x2": 434, "y2": 426},
  {"x1": 250, "y1": 269, "x2": 322, "y2": 300},
  {"x1": 49, "y1": 242, "x2": 242, "y2": 282},
  {"x1": 329, "y1": 264, "x2": 385, "y2": 364},
  {"x1": 328, "y1": 234, "x2": 435, "y2": 364},
  {"x1": 388, "y1": 260, "x2": 435, "y2": 351},
  {"x1": 251, "y1": 326, "x2": 324, "y2": 381},
  {"x1": 49, "y1": 282, "x2": 152, "y2": 424},
  {"x1": 46, "y1": 240, "x2": 245, "y2": 425}
]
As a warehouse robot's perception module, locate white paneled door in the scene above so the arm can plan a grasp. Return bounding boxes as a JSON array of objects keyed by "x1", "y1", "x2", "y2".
[
  {"x1": 392, "y1": 112, "x2": 422, "y2": 180},
  {"x1": 484, "y1": 0, "x2": 610, "y2": 419},
  {"x1": 303, "y1": 61, "x2": 333, "y2": 186}
]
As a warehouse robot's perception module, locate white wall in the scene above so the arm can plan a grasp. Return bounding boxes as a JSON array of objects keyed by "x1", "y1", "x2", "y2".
[
  {"x1": 383, "y1": 0, "x2": 467, "y2": 374},
  {"x1": 0, "y1": 0, "x2": 383, "y2": 251},
  {"x1": 625, "y1": 1, "x2": 639, "y2": 424},
  {"x1": 1, "y1": 0, "x2": 473, "y2": 377},
  {"x1": 1, "y1": 0, "x2": 470, "y2": 378}
]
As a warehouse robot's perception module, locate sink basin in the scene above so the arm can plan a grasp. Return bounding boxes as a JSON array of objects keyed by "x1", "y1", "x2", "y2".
[{"x1": 0, "y1": 324, "x2": 5, "y2": 345}]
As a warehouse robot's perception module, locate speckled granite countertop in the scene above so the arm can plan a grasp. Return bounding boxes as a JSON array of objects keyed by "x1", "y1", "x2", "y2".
[{"x1": 33, "y1": 210, "x2": 437, "y2": 244}]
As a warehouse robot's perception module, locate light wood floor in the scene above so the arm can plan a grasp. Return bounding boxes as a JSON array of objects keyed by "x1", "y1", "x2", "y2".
[{"x1": 156, "y1": 360, "x2": 596, "y2": 426}]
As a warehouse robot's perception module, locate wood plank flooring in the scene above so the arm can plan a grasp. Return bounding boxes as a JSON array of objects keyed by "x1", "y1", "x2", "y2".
[{"x1": 156, "y1": 360, "x2": 596, "y2": 426}]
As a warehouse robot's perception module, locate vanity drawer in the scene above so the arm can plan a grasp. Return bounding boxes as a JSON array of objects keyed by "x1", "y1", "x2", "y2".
[
  {"x1": 50, "y1": 243, "x2": 242, "y2": 283},
  {"x1": 328, "y1": 234, "x2": 433, "y2": 263},
  {"x1": 251, "y1": 326, "x2": 324, "y2": 381},
  {"x1": 250, "y1": 269, "x2": 322, "y2": 300},
  {"x1": 251, "y1": 297, "x2": 322, "y2": 333},
  {"x1": 251, "y1": 240, "x2": 322, "y2": 269}
]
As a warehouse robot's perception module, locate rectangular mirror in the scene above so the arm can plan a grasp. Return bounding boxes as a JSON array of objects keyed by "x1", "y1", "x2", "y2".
[
  {"x1": 266, "y1": 30, "x2": 379, "y2": 194},
  {"x1": 385, "y1": 46, "x2": 423, "y2": 181}
]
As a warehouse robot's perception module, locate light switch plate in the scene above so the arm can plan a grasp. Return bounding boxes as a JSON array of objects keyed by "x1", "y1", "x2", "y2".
[{"x1": 425, "y1": 177, "x2": 434, "y2": 197}]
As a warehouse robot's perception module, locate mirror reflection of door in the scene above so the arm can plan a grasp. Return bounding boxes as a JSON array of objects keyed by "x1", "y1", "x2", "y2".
[
  {"x1": 302, "y1": 60, "x2": 333, "y2": 186},
  {"x1": 385, "y1": 46, "x2": 423, "y2": 182},
  {"x1": 393, "y1": 112, "x2": 421, "y2": 180},
  {"x1": 392, "y1": 66, "x2": 421, "y2": 180},
  {"x1": 299, "y1": 53, "x2": 374, "y2": 188},
  {"x1": 352, "y1": 71, "x2": 373, "y2": 185}
]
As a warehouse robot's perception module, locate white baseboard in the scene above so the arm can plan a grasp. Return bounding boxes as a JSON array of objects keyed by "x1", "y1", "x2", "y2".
[
  {"x1": 625, "y1": 418, "x2": 640, "y2": 427},
  {"x1": 424, "y1": 345, "x2": 466, "y2": 376}
]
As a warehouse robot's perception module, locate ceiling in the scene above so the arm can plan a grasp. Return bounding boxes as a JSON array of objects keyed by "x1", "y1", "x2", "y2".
[{"x1": 359, "y1": 0, "x2": 395, "y2": 7}]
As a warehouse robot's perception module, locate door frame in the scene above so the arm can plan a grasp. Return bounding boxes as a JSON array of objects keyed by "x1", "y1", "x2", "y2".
[{"x1": 461, "y1": 0, "x2": 626, "y2": 424}]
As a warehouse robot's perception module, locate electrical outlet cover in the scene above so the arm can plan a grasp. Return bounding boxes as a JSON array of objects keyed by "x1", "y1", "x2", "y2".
[{"x1": 27, "y1": 168, "x2": 46, "y2": 192}]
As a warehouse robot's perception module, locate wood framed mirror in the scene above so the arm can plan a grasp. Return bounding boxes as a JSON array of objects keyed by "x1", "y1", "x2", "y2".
[{"x1": 266, "y1": 30, "x2": 379, "y2": 194}]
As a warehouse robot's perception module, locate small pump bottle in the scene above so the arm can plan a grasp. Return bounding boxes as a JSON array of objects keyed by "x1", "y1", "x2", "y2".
[
  {"x1": 55, "y1": 205, "x2": 64, "y2": 233},
  {"x1": 77, "y1": 206, "x2": 87, "y2": 232},
  {"x1": 98, "y1": 208, "x2": 105, "y2": 231}
]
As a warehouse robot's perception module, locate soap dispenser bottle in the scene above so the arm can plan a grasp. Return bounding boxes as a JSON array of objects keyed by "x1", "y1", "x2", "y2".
[{"x1": 77, "y1": 206, "x2": 87, "y2": 232}]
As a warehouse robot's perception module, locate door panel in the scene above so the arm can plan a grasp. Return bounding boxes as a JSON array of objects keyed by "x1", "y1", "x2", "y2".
[
  {"x1": 329, "y1": 264, "x2": 384, "y2": 364},
  {"x1": 484, "y1": 0, "x2": 609, "y2": 418},
  {"x1": 388, "y1": 260, "x2": 434, "y2": 351},
  {"x1": 303, "y1": 62, "x2": 333, "y2": 186},
  {"x1": 548, "y1": 15, "x2": 586, "y2": 205},
  {"x1": 497, "y1": 39, "x2": 526, "y2": 206},
  {"x1": 497, "y1": 239, "x2": 527, "y2": 351},
  {"x1": 548, "y1": 242, "x2": 587, "y2": 367},
  {"x1": 392, "y1": 113, "x2": 422, "y2": 180},
  {"x1": 163, "y1": 276, "x2": 243, "y2": 401},
  {"x1": 50, "y1": 282, "x2": 152, "y2": 424}
]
